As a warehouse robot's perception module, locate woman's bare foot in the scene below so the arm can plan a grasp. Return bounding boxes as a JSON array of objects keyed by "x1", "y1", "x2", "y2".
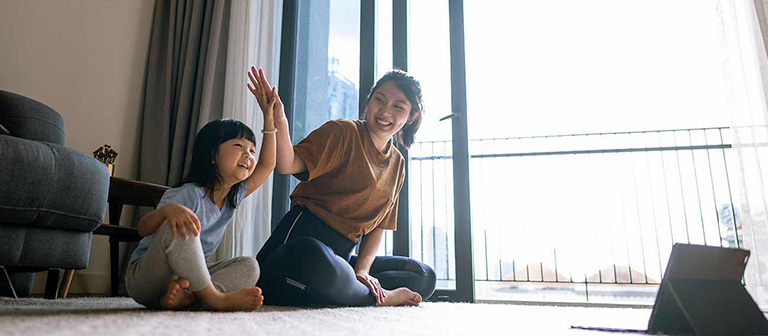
[
  {"x1": 197, "y1": 286, "x2": 264, "y2": 311},
  {"x1": 161, "y1": 278, "x2": 196, "y2": 310},
  {"x1": 377, "y1": 287, "x2": 422, "y2": 307}
]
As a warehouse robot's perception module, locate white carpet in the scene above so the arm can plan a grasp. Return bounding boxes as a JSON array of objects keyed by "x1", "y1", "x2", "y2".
[{"x1": 0, "y1": 297, "x2": 652, "y2": 335}]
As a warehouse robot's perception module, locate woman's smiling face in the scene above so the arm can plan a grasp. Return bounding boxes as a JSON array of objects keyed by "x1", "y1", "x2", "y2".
[{"x1": 364, "y1": 81, "x2": 413, "y2": 149}]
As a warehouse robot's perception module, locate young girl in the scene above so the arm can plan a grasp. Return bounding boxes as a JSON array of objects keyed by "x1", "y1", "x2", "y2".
[
  {"x1": 247, "y1": 66, "x2": 436, "y2": 307},
  {"x1": 125, "y1": 90, "x2": 278, "y2": 311}
]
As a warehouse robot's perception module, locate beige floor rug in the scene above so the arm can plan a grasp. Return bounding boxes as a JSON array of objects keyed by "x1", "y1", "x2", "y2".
[{"x1": 0, "y1": 297, "x2": 652, "y2": 335}]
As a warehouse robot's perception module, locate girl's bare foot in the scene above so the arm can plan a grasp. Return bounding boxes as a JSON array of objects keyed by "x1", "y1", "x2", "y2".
[
  {"x1": 377, "y1": 287, "x2": 422, "y2": 307},
  {"x1": 198, "y1": 286, "x2": 264, "y2": 311},
  {"x1": 161, "y1": 278, "x2": 196, "y2": 310}
]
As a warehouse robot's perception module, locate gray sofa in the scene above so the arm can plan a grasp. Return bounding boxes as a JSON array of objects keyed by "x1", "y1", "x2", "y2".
[{"x1": 0, "y1": 90, "x2": 109, "y2": 298}]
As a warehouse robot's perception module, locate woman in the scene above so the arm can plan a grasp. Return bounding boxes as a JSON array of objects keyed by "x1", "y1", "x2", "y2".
[{"x1": 248, "y1": 66, "x2": 436, "y2": 307}]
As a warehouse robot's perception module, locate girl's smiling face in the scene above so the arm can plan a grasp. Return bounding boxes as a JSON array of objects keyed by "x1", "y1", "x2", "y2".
[
  {"x1": 214, "y1": 137, "x2": 257, "y2": 187},
  {"x1": 365, "y1": 81, "x2": 413, "y2": 149}
]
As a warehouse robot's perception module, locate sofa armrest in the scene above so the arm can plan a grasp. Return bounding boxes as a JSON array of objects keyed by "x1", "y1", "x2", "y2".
[
  {"x1": 0, "y1": 91, "x2": 65, "y2": 145},
  {"x1": 0, "y1": 136, "x2": 109, "y2": 233}
]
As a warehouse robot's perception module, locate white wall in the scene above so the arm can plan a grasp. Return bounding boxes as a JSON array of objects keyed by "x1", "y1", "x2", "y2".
[{"x1": 0, "y1": 0, "x2": 155, "y2": 294}]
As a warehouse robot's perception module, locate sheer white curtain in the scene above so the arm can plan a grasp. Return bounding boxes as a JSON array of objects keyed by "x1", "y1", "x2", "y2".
[
  {"x1": 719, "y1": 0, "x2": 768, "y2": 308},
  {"x1": 215, "y1": 0, "x2": 282, "y2": 261}
]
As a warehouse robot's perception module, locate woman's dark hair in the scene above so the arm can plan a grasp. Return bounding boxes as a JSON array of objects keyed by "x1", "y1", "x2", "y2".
[
  {"x1": 363, "y1": 69, "x2": 423, "y2": 149},
  {"x1": 182, "y1": 119, "x2": 256, "y2": 208}
]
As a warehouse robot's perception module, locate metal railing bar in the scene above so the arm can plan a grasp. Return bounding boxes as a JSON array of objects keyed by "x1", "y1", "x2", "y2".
[
  {"x1": 473, "y1": 278, "x2": 661, "y2": 285},
  {"x1": 554, "y1": 249, "x2": 560, "y2": 282},
  {"x1": 498, "y1": 258, "x2": 503, "y2": 282},
  {"x1": 419, "y1": 157, "x2": 425, "y2": 264},
  {"x1": 630, "y1": 149, "x2": 649, "y2": 284},
  {"x1": 619, "y1": 180, "x2": 634, "y2": 284},
  {"x1": 673, "y1": 131, "x2": 692, "y2": 243},
  {"x1": 411, "y1": 144, "x2": 733, "y2": 161},
  {"x1": 659, "y1": 132, "x2": 676, "y2": 247},
  {"x1": 512, "y1": 259, "x2": 517, "y2": 281},
  {"x1": 521, "y1": 187, "x2": 530, "y2": 281},
  {"x1": 607, "y1": 144, "x2": 620, "y2": 285},
  {"x1": 431, "y1": 142, "x2": 437, "y2": 273},
  {"x1": 607, "y1": 178, "x2": 619, "y2": 284},
  {"x1": 443, "y1": 140, "x2": 450, "y2": 280},
  {"x1": 720, "y1": 129, "x2": 741, "y2": 248},
  {"x1": 689, "y1": 131, "x2": 707, "y2": 245},
  {"x1": 414, "y1": 126, "x2": 732, "y2": 144},
  {"x1": 490, "y1": 157, "x2": 500, "y2": 282},
  {"x1": 584, "y1": 274, "x2": 590, "y2": 301},
  {"x1": 646, "y1": 150, "x2": 664, "y2": 280},
  {"x1": 704, "y1": 131, "x2": 725, "y2": 248},
  {"x1": 484, "y1": 227, "x2": 490, "y2": 281}
]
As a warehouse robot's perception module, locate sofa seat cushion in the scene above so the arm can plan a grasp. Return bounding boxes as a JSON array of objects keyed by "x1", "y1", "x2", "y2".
[
  {"x1": 0, "y1": 135, "x2": 109, "y2": 233},
  {"x1": 0, "y1": 225, "x2": 92, "y2": 269}
]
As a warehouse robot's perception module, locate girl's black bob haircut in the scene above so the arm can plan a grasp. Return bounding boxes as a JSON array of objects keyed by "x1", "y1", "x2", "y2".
[
  {"x1": 182, "y1": 119, "x2": 256, "y2": 208},
  {"x1": 363, "y1": 69, "x2": 424, "y2": 149}
]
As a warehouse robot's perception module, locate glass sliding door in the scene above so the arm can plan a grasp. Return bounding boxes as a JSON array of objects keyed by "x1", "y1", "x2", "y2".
[
  {"x1": 404, "y1": 0, "x2": 473, "y2": 301},
  {"x1": 407, "y1": 0, "x2": 456, "y2": 292},
  {"x1": 461, "y1": 0, "x2": 734, "y2": 304},
  {"x1": 375, "y1": 0, "x2": 394, "y2": 256},
  {"x1": 276, "y1": 0, "x2": 474, "y2": 302},
  {"x1": 273, "y1": 0, "x2": 361, "y2": 227}
]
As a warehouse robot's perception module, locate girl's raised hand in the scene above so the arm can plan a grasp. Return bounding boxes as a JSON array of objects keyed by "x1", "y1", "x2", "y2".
[
  {"x1": 247, "y1": 66, "x2": 285, "y2": 122},
  {"x1": 161, "y1": 202, "x2": 201, "y2": 240},
  {"x1": 247, "y1": 66, "x2": 276, "y2": 115}
]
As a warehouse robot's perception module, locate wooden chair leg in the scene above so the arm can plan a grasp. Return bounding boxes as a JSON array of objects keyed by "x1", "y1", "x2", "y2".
[
  {"x1": 44, "y1": 269, "x2": 60, "y2": 300},
  {"x1": 58, "y1": 269, "x2": 75, "y2": 298}
]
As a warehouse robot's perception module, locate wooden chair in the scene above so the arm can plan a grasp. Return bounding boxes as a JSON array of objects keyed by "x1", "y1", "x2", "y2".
[{"x1": 59, "y1": 177, "x2": 169, "y2": 298}]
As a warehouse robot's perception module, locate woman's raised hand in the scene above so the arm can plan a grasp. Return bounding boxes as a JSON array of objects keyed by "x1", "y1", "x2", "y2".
[
  {"x1": 247, "y1": 66, "x2": 284, "y2": 121},
  {"x1": 161, "y1": 202, "x2": 201, "y2": 240}
]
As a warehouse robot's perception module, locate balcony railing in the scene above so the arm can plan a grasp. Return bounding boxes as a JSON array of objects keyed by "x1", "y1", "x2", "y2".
[{"x1": 406, "y1": 126, "x2": 741, "y2": 300}]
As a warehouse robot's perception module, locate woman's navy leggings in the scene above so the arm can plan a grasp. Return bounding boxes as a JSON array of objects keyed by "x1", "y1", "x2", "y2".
[{"x1": 256, "y1": 206, "x2": 436, "y2": 307}]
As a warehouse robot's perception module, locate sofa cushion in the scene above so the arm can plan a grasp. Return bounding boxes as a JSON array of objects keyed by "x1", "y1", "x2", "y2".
[
  {"x1": 0, "y1": 135, "x2": 109, "y2": 233},
  {"x1": 0, "y1": 91, "x2": 65, "y2": 145},
  {"x1": 0, "y1": 225, "x2": 92, "y2": 269}
]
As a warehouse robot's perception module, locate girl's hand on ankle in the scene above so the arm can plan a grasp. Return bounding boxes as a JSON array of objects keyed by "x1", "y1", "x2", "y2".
[{"x1": 162, "y1": 203, "x2": 201, "y2": 240}]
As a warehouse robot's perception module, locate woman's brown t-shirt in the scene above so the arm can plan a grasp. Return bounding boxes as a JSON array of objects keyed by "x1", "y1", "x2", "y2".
[{"x1": 290, "y1": 119, "x2": 405, "y2": 242}]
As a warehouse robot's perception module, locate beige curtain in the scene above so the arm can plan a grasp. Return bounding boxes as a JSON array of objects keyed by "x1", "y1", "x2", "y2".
[
  {"x1": 215, "y1": 0, "x2": 282, "y2": 261},
  {"x1": 138, "y1": 0, "x2": 231, "y2": 187},
  {"x1": 719, "y1": 0, "x2": 768, "y2": 308}
]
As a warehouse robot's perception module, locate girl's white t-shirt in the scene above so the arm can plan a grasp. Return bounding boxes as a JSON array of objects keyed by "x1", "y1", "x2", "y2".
[{"x1": 128, "y1": 182, "x2": 246, "y2": 264}]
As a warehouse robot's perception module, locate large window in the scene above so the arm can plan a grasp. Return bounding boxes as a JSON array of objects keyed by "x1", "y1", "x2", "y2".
[
  {"x1": 277, "y1": 0, "x2": 749, "y2": 304},
  {"x1": 463, "y1": 0, "x2": 736, "y2": 303},
  {"x1": 274, "y1": 0, "x2": 361, "y2": 221},
  {"x1": 291, "y1": 0, "x2": 360, "y2": 142}
]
